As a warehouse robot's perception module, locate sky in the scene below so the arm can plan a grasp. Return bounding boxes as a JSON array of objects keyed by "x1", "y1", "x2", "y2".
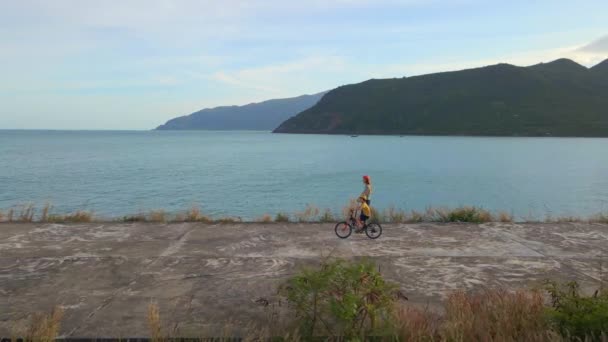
[{"x1": 0, "y1": 0, "x2": 607, "y2": 130}]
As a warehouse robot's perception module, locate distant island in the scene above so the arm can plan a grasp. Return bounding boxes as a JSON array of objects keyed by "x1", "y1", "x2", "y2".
[
  {"x1": 274, "y1": 58, "x2": 608, "y2": 136},
  {"x1": 156, "y1": 92, "x2": 325, "y2": 130}
]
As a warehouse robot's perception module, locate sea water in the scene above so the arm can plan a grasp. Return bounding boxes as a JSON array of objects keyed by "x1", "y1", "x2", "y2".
[{"x1": 1, "y1": 130, "x2": 607, "y2": 220}]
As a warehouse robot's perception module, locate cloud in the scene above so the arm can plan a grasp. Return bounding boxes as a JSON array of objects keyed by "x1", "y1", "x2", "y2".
[
  {"x1": 577, "y1": 35, "x2": 608, "y2": 53},
  {"x1": 210, "y1": 56, "x2": 347, "y2": 94}
]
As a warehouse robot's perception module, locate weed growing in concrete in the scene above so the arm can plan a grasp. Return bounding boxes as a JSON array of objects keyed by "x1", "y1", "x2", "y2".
[
  {"x1": 148, "y1": 210, "x2": 167, "y2": 223},
  {"x1": 294, "y1": 204, "x2": 320, "y2": 222},
  {"x1": 497, "y1": 211, "x2": 514, "y2": 222},
  {"x1": 11, "y1": 307, "x2": 64, "y2": 342},
  {"x1": 147, "y1": 302, "x2": 164, "y2": 342},
  {"x1": 181, "y1": 206, "x2": 212, "y2": 223},
  {"x1": 18, "y1": 204, "x2": 36, "y2": 222},
  {"x1": 590, "y1": 213, "x2": 608, "y2": 224},
  {"x1": 40, "y1": 203, "x2": 51, "y2": 222},
  {"x1": 47, "y1": 211, "x2": 94, "y2": 223},
  {"x1": 256, "y1": 214, "x2": 274, "y2": 223},
  {"x1": 275, "y1": 212, "x2": 290, "y2": 222},
  {"x1": 445, "y1": 206, "x2": 493, "y2": 223},
  {"x1": 216, "y1": 216, "x2": 243, "y2": 224},
  {"x1": 385, "y1": 206, "x2": 407, "y2": 223},
  {"x1": 319, "y1": 209, "x2": 335, "y2": 223},
  {"x1": 122, "y1": 213, "x2": 147, "y2": 222}
]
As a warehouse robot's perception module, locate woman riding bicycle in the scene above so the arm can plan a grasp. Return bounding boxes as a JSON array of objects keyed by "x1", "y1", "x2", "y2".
[{"x1": 361, "y1": 175, "x2": 372, "y2": 205}]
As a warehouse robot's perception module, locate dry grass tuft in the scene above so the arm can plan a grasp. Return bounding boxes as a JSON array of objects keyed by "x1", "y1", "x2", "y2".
[
  {"x1": 147, "y1": 302, "x2": 164, "y2": 342},
  {"x1": 386, "y1": 284, "x2": 566, "y2": 340},
  {"x1": 385, "y1": 206, "x2": 408, "y2": 223},
  {"x1": 341, "y1": 198, "x2": 359, "y2": 219},
  {"x1": 498, "y1": 211, "x2": 514, "y2": 223},
  {"x1": 18, "y1": 204, "x2": 36, "y2": 222},
  {"x1": 294, "y1": 204, "x2": 320, "y2": 222},
  {"x1": 591, "y1": 213, "x2": 608, "y2": 224},
  {"x1": 256, "y1": 214, "x2": 274, "y2": 223},
  {"x1": 17, "y1": 307, "x2": 65, "y2": 342},
  {"x1": 441, "y1": 289, "x2": 549, "y2": 341},
  {"x1": 394, "y1": 305, "x2": 442, "y2": 341},
  {"x1": 66, "y1": 211, "x2": 94, "y2": 223},
  {"x1": 370, "y1": 206, "x2": 384, "y2": 222},
  {"x1": 40, "y1": 203, "x2": 51, "y2": 222},
  {"x1": 183, "y1": 206, "x2": 212, "y2": 223},
  {"x1": 319, "y1": 208, "x2": 335, "y2": 223},
  {"x1": 409, "y1": 210, "x2": 425, "y2": 223},
  {"x1": 147, "y1": 210, "x2": 167, "y2": 223},
  {"x1": 47, "y1": 211, "x2": 94, "y2": 223}
]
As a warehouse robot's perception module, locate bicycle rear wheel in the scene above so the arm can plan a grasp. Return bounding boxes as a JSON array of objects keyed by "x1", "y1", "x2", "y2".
[
  {"x1": 365, "y1": 223, "x2": 383, "y2": 239},
  {"x1": 335, "y1": 221, "x2": 352, "y2": 239}
]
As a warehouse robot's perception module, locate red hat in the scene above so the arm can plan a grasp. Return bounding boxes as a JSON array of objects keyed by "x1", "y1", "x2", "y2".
[{"x1": 362, "y1": 175, "x2": 370, "y2": 183}]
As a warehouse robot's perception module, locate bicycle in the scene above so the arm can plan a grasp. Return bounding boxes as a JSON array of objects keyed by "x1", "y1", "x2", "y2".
[{"x1": 334, "y1": 209, "x2": 383, "y2": 239}]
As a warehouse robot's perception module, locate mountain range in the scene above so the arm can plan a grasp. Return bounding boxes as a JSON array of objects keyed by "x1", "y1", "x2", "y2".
[
  {"x1": 156, "y1": 92, "x2": 325, "y2": 131},
  {"x1": 274, "y1": 58, "x2": 608, "y2": 136}
]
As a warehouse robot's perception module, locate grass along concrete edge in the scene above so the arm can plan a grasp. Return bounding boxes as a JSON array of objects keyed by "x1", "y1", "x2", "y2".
[{"x1": 0, "y1": 202, "x2": 607, "y2": 224}]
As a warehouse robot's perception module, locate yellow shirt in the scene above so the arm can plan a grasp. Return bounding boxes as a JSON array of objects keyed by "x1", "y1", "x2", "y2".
[{"x1": 360, "y1": 202, "x2": 371, "y2": 217}]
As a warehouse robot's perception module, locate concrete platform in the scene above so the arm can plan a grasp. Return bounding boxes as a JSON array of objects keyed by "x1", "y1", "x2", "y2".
[{"x1": 1, "y1": 222, "x2": 608, "y2": 337}]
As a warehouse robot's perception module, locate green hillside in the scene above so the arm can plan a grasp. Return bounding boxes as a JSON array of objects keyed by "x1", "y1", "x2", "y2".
[{"x1": 274, "y1": 58, "x2": 608, "y2": 136}]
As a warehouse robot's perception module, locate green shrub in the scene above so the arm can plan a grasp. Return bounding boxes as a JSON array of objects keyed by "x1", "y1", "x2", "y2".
[
  {"x1": 122, "y1": 214, "x2": 147, "y2": 222},
  {"x1": 275, "y1": 212, "x2": 290, "y2": 222},
  {"x1": 424, "y1": 206, "x2": 494, "y2": 223},
  {"x1": 544, "y1": 280, "x2": 608, "y2": 339},
  {"x1": 279, "y1": 259, "x2": 403, "y2": 339},
  {"x1": 47, "y1": 211, "x2": 94, "y2": 223}
]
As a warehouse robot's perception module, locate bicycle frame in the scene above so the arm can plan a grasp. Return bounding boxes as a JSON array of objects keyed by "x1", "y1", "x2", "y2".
[{"x1": 348, "y1": 209, "x2": 365, "y2": 229}]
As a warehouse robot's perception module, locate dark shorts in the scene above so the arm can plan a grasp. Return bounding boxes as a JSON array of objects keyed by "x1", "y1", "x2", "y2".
[{"x1": 360, "y1": 213, "x2": 369, "y2": 222}]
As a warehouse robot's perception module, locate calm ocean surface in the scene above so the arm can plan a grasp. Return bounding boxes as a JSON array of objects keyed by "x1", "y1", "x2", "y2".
[{"x1": 1, "y1": 130, "x2": 607, "y2": 220}]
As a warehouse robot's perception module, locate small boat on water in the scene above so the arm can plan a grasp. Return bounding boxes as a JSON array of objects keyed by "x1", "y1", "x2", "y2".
[{"x1": 351, "y1": 135, "x2": 359, "y2": 137}]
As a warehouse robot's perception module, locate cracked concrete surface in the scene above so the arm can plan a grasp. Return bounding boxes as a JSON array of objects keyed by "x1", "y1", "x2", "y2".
[{"x1": 1, "y1": 222, "x2": 607, "y2": 337}]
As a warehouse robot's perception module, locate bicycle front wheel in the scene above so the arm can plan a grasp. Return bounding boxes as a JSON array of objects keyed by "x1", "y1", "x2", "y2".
[
  {"x1": 365, "y1": 223, "x2": 383, "y2": 239},
  {"x1": 335, "y1": 221, "x2": 352, "y2": 239}
]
